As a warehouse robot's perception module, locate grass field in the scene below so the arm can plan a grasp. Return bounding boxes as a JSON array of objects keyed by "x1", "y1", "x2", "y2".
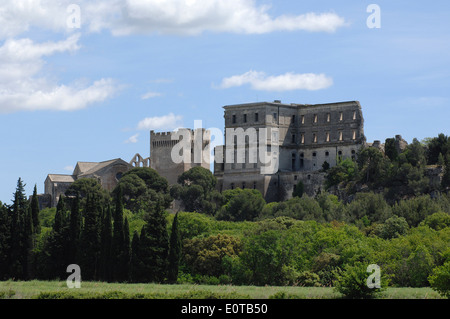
[{"x1": 0, "y1": 281, "x2": 444, "y2": 299}]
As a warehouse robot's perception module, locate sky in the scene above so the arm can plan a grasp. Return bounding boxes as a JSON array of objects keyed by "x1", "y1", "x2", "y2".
[{"x1": 0, "y1": 0, "x2": 449, "y2": 204}]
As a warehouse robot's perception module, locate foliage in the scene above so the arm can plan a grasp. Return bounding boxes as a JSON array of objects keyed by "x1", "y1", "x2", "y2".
[
  {"x1": 168, "y1": 213, "x2": 182, "y2": 283},
  {"x1": 65, "y1": 177, "x2": 111, "y2": 207},
  {"x1": 428, "y1": 261, "x2": 450, "y2": 298},
  {"x1": 292, "y1": 180, "x2": 304, "y2": 198},
  {"x1": 378, "y1": 215, "x2": 409, "y2": 239},
  {"x1": 183, "y1": 234, "x2": 241, "y2": 277},
  {"x1": 171, "y1": 166, "x2": 223, "y2": 215},
  {"x1": 114, "y1": 167, "x2": 172, "y2": 212},
  {"x1": 216, "y1": 188, "x2": 266, "y2": 221},
  {"x1": 325, "y1": 158, "x2": 358, "y2": 189},
  {"x1": 334, "y1": 262, "x2": 385, "y2": 299}
]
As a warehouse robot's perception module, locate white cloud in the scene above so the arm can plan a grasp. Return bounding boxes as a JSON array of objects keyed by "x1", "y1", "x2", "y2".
[
  {"x1": 106, "y1": 0, "x2": 346, "y2": 36},
  {"x1": 137, "y1": 113, "x2": 183, "y2": 131},
  {"x1": 218, "y1": 70, "x2": 333, "y2": 91},
  {"x1": 0, "y1": 1, "x2": 347, "y2": 38},
  {"x1": 141, "y1": 91, "x2": 163, "y2": 99},
  {"x1": 125, "y1": 133, "x2": 139, "y2": 144},
  {"x1": 0, "y1": 35, "x2": 118, "y2": 113},
  {"x1": 64, "y1": 165, "x2": 74, "y2": 172}
]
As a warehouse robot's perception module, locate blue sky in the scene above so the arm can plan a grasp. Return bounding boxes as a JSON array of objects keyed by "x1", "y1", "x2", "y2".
[{"x1": 0, "y1": 0, "x2": 449, "y2": 203}]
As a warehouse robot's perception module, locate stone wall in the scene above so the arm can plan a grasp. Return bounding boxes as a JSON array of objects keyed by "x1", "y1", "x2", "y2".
[{"x1": 215, "y1": 100, "x2": 365, "y2": 202}]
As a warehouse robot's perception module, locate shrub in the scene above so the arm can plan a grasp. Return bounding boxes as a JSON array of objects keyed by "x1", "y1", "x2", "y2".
[
  {"x1": 334, "y1": 262, "x2": 385, "y2": 299},
  {"x1": 428, "y1": 261, "x2": 450, "y2": 298}
]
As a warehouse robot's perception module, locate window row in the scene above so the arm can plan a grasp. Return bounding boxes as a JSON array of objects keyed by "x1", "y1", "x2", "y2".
[
  {"x1": 291, "y1": 130, "x2": 358, "y2": 144},
  {"x1": 230, "y1": 110, "x2": 358, "y2": 125}
]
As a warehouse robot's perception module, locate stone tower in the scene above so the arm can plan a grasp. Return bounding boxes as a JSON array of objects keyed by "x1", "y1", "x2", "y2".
[{"x1": 150, "y1": 129, "x2": 211, "y2": 185}]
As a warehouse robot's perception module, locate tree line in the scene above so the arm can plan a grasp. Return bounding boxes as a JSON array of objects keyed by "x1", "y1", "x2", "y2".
[{"x1": 0, "y1": 133, "x2": 448, "y2": 297}]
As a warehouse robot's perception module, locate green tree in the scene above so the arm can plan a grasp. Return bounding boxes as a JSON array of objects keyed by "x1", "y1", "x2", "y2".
[
  {"x1": 114, "y1": 167, "x2": 172, "y2": 212},
  {"x1": 345, "y1": 192, "x2": 392, "y2": 225},
  {"x1": 79, "y1": 194, "x2": 102, "y2": 281},
  {"x1": 30, "y1": 185, "x2": 40, "y2": 234},
  {"x1": 138, "y1": 209, "x2": 169, "y2": 282},
  {"x1": 216, "y1": 188, "x2": 265, "y2": 222},
  {"x1": 392, "y1": 195, "x2": 441, "y2": 227},
  {"x1": 421, "y1": 212, "x2": 450, "y2": 231},
  {"x1": 45, "y1": 196, "x2": 70, "y2": 279},
  {"x1": 100, "y1": 206, "x2": 113, "y2": 281},
  {"x1": 9, "y1": 178, "x2": 32, "y2": 280},
  {"x1": 357, "y1": 147, "x2": 391, "y2": 187},
  {"x1": 112, "y1": 186, "x2": 127, "y2": 282},
  {"x1": 428, "y1": 261, "x2": 450, "y2": 298},
  {"x1": 292, "y1": 180, "x2": 304, "y2": 198},
  {"x1": 68, "y1": 193, "x2": 81, "y2": 264},
  {"x1": 334, "y1": 262, "x2": 385, "y2": 299},
  {"x1": 325, "y1": 158, "x2": 358, "y2": 189},
  {"x1": 130, "y1": 230, "x2": 144, "y2": 283},
  {"x1": 183, "y1": 234, "x2": 241, "y2": 277},
  {"x1": 385, "y1": 138, "x2": 398, "y2": 162},
  {"x1": 122, "y1": 217, "x2": 131, "y2": 282},
  {"x1": 378, "y1": 215, "x2": 409, "y2": 239},
  {"x1": 0, "y1": 203, "x2": 11, "y2": 279},
  {"x1": 168, "y1": 213, "x2": 182, "y2": 283},
  {"x1": 65, "y1": 178, "x2": 110, "y2": 207},
  {"x1": 171, "y1": 166, "x2": 223, "y2": 215},
  {"x1": 261, "y1": 195, "x2": 323, "y2": 222},
  {"x1": 425, "y1": 133, "x2": 449, "y2": 165}
]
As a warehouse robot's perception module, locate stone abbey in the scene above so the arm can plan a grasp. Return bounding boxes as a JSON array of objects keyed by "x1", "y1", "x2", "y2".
[{"x1": 43, "y1": 100, "x2": 375, "y2": 206}]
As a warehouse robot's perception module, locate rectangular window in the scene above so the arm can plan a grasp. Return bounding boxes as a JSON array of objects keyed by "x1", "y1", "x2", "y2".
[
  {"x1": 339, "y1": 131, "x2": 343, "y2": 141},
  {"x1": 273, "y1": 112, "x2": 277, "y2": 121},
  {"x1": 353, "y1": 111, "x2": 357, "y2": 120},
  {"x1": 326, "y1": 132, "x2": 330, "y2": 142},
  {"x1": 292, "y1": 115, "x2": 296, "y2": 123},
  {"x1": 339, "y1": 112, "x2": 343, "y2": 121},
  {"x1": 291, "y1": 134, "x2": 296, "y2": 143},
  {"x1": 327, "y1": 113, "x2": 331, "y2": 122},
  {"x1": 243, "y1": 114, "x2": 247, "y2": 123},
  {"x1": 352, "y1": 130, "x2": 356, "y2": 140},
  {"x1": 301, "y1": 115, "x2": 305, "y2": 124},
  {"x1": 255, "y1": 113, "x2": 259, "y2": 122},
  {"x1": 232, "y1": 114, "x2": 236, "y2": 124},
  {"x1": 301, "y1": 133, "x2": 305, "y2": 144},
  {"x1": 314, "y1": 114, "x2": 318, "y2": 123},
  {"x1": 313, "y1": 133, "x2": 317, "y2": 143}
]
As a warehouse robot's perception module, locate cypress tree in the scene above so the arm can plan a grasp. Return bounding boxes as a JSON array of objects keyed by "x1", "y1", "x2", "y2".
[
  {"x1": 46, "y1": 196, "x2": 70, "y2": 279},
  {"x1": 130, "y1": 230, "x2": 143, "y2": 283},
  {"x1": 122, "y1": 217, "x2": 131, "y2": 282},
  {"x1": 168, "y1": 213, "x2": 181, "y2": 283},
  {"x1": 9, "y1": 178, "x2": 30, "y2": 280},
  {"x1": 0, "y1": 203, "x2": 11, "y2": 280},
  {"x1": 79, "y1": 194, "x2": 101, "y2": 281},
  {"x1": 68, "y1": 193, "x2": 81, "y2": 264},
  {"x1": 139, "y1": 209, "x2": 169, "y2": 283},
  {"x1": 30, "y1": 185, "x2": 40, "y2": 234},
  {"x1": 100, "y1": 206, "x2": 113, "y2": 282},
  {"x1": 112, "y1": 186, "x2": 125, "y2": 281}
]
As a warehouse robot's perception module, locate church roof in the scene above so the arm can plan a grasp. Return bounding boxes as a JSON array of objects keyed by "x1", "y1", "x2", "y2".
[{"x1": 46, "y1": 174, "x2": 76, "y2": 183}]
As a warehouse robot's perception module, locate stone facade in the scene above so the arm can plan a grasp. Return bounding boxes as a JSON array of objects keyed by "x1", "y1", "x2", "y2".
[
  {"x1": 214, "y1": 100, "x2": 366, "y2": 202},
  {"x1": 43, "y1": 158, "x2": 132, "y2": 208},
  {"x1": 150, "y1": 129, "x2": 211, "y2": 185}
]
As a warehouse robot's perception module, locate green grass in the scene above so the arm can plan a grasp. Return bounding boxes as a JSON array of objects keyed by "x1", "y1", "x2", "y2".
[{"x1": 0, "y1": 281, "x2": 444, "y2": 299}]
